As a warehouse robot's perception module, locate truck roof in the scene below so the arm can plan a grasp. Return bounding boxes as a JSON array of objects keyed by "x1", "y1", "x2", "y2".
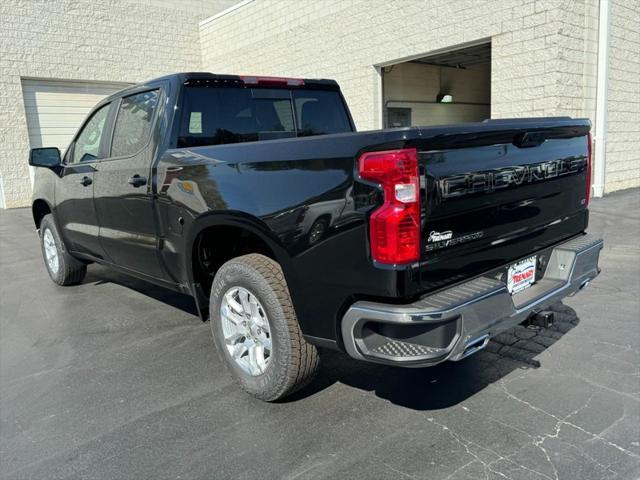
[{"x1": 106, "y1": 72, "x2": 340, "y2": 100}]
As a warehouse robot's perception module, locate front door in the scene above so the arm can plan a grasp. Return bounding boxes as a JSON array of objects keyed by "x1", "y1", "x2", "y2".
[
  {"x1": 55, "y1": 102, "x2": 112, "y2": 259},
  {"x1": 93, "y1": 88, "x2": 165, "y2": 279}
]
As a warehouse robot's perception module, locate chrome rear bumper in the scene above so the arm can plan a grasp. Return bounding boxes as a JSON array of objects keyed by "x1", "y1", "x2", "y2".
[{"x1": 341, "y1": 234, "x2": 603, "y2": 367}]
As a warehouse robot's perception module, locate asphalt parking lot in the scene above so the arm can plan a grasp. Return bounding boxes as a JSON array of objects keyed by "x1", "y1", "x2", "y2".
[{"x1": 1, "y1": 189, "x2": 639, "y2": 480}]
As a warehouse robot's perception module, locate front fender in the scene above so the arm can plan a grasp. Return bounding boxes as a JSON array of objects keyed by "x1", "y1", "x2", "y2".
[{"x1": 31, "y1": 167, "x2": 57, "y2": 229}]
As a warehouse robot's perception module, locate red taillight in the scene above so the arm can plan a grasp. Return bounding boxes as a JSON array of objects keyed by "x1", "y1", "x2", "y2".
[
  {"x1": 240, "y1": 75, "x2": 304, "y2": 87},
  {"x1": 586, "y1": 133, "x2": 592, "y2": 207},
  {"x1": 358, "y1": 148, "x2": 421, "y2": 265}
]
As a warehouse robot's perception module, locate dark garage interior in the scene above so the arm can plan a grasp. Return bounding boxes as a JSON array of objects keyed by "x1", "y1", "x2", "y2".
[{"x1": 382, "y1": 42, "x2": 491, "y2": 128}]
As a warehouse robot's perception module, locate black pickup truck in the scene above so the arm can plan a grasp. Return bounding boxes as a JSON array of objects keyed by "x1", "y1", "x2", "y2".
[{"x1": 30, "y1": 72, "x2": 603, "y2": 400}]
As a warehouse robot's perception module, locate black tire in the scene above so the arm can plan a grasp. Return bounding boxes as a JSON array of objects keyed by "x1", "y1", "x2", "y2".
[
  {"x1": 39, "y1": 214, "x2": 87, "y2": 286},
  {"x1": 209, "y1": 254, "x2": 319, "y2": 401}
]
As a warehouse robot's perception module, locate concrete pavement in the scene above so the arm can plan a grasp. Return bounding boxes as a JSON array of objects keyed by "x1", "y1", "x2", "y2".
[{"x1": 1, "y1": 189, "x2": 639, "y2": 479}]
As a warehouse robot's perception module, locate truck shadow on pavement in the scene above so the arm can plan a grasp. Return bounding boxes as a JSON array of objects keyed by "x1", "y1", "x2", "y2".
[
  {"x1": 85, "y1": 268, "x2": 200, "y2": 316},
  {"x1": 289, "y1": 302, "x2": 580, "y2": 410},
  {"x1": 83, "y1": 267, "x2": 579, "y2": 411}
]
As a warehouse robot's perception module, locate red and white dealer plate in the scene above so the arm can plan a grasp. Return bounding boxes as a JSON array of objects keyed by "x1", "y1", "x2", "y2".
[{"x1": 507, "y1": 255, "x2": 537, "y2": 294}]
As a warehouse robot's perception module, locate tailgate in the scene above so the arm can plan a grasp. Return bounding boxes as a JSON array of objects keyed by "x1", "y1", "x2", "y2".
[{"x1": 416, "y1": 118, "x2": 591, "y2": 291}]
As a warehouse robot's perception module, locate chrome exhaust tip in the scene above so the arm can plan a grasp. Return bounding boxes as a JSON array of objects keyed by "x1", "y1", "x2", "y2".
[
  {"x1": 570, "y1": 278, "x2": 592, "y2": 297},
  {"x1": 460, "y1": 334, "x2": 490, "y2": 359}
]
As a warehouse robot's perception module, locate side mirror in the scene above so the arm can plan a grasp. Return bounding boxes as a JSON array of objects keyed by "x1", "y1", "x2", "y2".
[{"x1": 29, "y1": 147, "x2": 61, "y2": 167}]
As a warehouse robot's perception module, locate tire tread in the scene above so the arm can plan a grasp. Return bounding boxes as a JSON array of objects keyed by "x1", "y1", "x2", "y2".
[
  {"x1": 211, "y1": 253, "x2": 319, "y2": 401},
  {"x1": 40, "y1": 214, "x2": 87, "y2": 286},
  {"x1": 241, "y1": 254, "x2": 319, "y2": 399}
]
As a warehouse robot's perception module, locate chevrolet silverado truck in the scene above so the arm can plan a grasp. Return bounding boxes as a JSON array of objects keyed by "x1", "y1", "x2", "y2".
[{"x1": 29, "y1": 72, "x2": 603, "y2": 401}]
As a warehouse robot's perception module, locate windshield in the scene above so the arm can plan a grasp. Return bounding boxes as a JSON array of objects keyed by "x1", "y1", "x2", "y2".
[{"x1": 177, "y1": 86, "x2": 353, "y2": 148}]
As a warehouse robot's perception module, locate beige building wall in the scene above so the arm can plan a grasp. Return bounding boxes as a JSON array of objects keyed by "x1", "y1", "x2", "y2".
[
  {"x1": 0, "y1": 0, "x2": 236, "y2": 208},
  {"x1": 199, "y1": 0, "x2": 593, "y2": 126},
  {"x1": 605, "y1": 0, "x2": 640, "y2": 193},
  {"x1": 200, "y1": 0, "x2": 638, "y2": 194},
  {"x1": 0, "y1": 0, "x2": 637, "y2": 207}
]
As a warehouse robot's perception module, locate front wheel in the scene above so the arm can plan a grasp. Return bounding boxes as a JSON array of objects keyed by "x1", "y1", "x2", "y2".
[
  {"x1": 307, "y1": 218, "x2": 328, "y2": 246},
  {"x1": 209, "y1": 254, "x2": 319, "y2": 401},
  {"x1": 39, "y1": 214, "x2": 87, "y2": 286}
]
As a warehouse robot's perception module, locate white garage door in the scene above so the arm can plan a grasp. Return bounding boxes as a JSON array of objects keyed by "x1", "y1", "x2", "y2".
[{"x1": 21, "y1": 79, "x2": 131, "y2": 185}]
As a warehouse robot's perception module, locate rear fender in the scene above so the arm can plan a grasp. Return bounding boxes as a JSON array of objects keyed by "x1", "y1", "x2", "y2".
[{"x1": 184, "y1": 211, "x2": 296, "y2": 317}]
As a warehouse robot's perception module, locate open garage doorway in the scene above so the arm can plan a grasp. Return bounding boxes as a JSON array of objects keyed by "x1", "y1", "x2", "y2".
[{"x1": 381, "y1": 42, "x2": 491, "y2": 128}]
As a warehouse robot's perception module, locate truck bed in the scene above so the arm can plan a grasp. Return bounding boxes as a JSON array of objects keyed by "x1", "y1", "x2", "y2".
[{"x1": 157, "y1": 117, "x2": 591, "y2": 346}]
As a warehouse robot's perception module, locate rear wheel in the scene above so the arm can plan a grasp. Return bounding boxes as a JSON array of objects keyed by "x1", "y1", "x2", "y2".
[
  {"x1": 209, "y1": 254, "x2": 319, "y2": 401},
  {"x1": 39, "y1": 214, "x2": 87, "y2": 286}
]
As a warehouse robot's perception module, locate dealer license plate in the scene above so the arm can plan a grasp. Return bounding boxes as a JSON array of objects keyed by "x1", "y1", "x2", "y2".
[{"x1": 507, "y1": 255, "x2": 537, "y2": 294}]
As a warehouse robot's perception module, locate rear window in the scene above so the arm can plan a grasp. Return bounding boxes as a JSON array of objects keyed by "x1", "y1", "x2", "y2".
[
  {"x1": 177, "y1": 86, "x2": 352, "y2": 148},
  {"x1": 111, "y1": 90, "x2": 159, "y2": 157}
]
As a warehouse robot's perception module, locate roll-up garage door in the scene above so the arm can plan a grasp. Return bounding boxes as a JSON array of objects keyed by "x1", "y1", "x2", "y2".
[{"x1": 21, "y1": 79, "x2": 131, "y2": 185}]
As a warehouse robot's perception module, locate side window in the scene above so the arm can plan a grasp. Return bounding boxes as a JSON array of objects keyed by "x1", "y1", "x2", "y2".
[
  {"x1": 72, "y1": 103, "x2": 111, "y2": 163},
  {"x1": 111, "y1": 90, "x2": 159, "y2": 158}
]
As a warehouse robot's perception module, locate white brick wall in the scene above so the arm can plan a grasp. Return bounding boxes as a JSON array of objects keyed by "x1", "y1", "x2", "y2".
[
  {"x1": 199, "y1": 0, "x2": 590, "y2": 125},
  {"x1": 2, "y1": 0, "x2": 637, "y2": 208},
  {"x1": 605, "y1": 0, "x2": 640, "y2": 193},
  {"x1": 200, "y1": 0, "x2": 638, "y2": 194},
  {"x1": 0, "y1": 0, "x2": 235, "y2": 208}
]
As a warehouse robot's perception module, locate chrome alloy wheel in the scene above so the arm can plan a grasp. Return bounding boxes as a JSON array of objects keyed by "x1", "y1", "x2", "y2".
[
  {"x1": 43, "y1": 228, "x2": 59, "y2": 275},
  {"x1": 220, "y1": 286, "x2": 272, "y2": 376}
]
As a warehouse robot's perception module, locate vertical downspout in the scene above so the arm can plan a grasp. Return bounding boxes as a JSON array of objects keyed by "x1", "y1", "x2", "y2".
[
  {"x1": 593, "y1": 0, "x2": 611, "y2": 197},
  {"x1": 0, "y1": 175, "x2": 5, "y2": 209},
  {"x1": 375, "y1": 66, "x2": 385, "y2": 129}
]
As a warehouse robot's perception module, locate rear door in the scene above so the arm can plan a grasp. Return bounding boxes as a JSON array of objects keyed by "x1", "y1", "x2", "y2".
[{"x1": 93, "y1": 88, "x2": 165, "y2": 278}]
